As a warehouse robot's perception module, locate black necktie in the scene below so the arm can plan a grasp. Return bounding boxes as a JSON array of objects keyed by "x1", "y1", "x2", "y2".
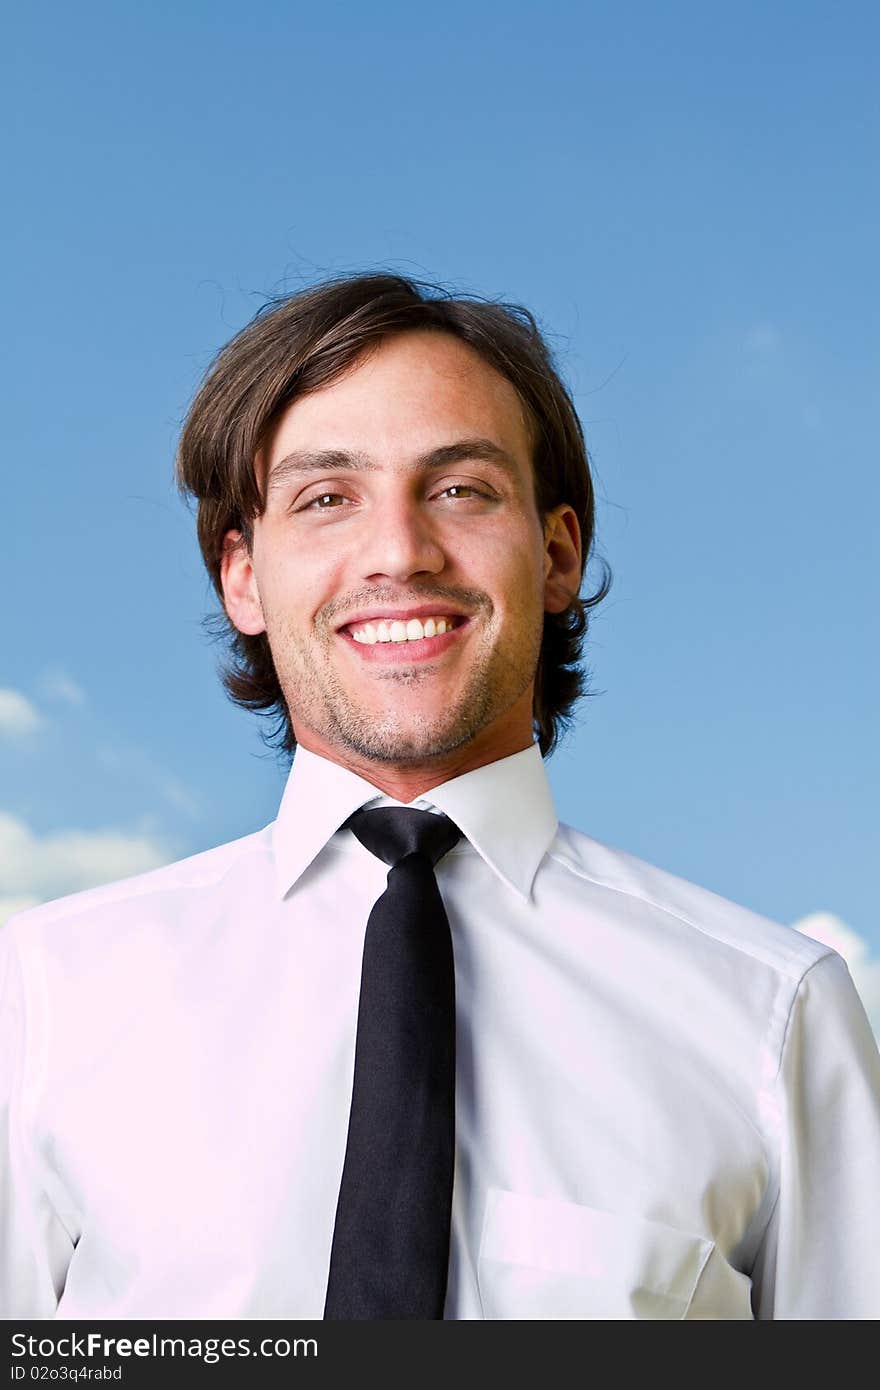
[{"x1": 323, "y1": 805, "x2": 463, "y2": 1320}]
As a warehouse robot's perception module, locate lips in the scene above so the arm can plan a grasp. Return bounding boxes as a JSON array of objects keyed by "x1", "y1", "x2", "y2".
[{"x1": 337, "y1": 616, "x2": 471, "y2": 662}]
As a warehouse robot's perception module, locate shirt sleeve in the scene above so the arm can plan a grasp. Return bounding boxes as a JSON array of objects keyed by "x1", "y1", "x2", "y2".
[
  {"x1": 750, "y1": 949, "x2": 880, "y2": 1319},
  {"x1": 0, "y1": 921, "x2": 72, "y2": 1317}
]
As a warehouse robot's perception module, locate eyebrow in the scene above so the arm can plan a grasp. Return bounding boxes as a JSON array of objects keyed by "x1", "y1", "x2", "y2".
[{"x1": 265, "y1": 438, "x2": 521, "y2": 496}]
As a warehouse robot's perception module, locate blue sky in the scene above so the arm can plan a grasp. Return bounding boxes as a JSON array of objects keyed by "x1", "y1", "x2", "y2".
[{"x1": 3, "y1": 2, "x2": 878, "y2": 1022}]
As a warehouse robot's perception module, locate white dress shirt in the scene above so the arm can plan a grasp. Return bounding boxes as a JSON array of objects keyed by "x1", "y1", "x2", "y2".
[{"x1": 2, "y1": 741, "x2": 879, "y2": 1320}]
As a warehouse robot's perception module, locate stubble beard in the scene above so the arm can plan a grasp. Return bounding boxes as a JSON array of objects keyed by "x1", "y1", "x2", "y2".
[{"x1": 268, "y1": 609, "x2": 544, "y2": 766}]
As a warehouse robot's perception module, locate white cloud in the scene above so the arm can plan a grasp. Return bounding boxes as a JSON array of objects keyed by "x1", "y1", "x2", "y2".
[
  {"x1": 0, "y1": 811, "x2": 173, "y2": 927},
  {"x1": 0, "y1": 688, "x2": 43, "y2": 737},
  {"x1": 39, "y1": 669, "x2": 86, "y2": 707},
  {"x1": 96, "y1": 743, "x2": 202, "y2": 819},
  {"x1": 156, "y1": 774, "x2": 202, "y2": 818},
  {"x1": 794, "y1": 912, "x2": 880, "y2": 1042}
]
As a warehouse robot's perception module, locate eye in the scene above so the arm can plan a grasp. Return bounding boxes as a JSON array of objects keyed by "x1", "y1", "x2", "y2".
[
  {"x1": 298, "y1": 492, "x2": 350, "y2": 511},
  {"x1": 439, "y1": 484, "x2": 489, "y2": 500}
]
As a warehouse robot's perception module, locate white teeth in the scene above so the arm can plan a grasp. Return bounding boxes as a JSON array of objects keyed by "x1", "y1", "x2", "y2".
[{"x1": 349, "y1": 615, "x2": 460, "y2": 644}]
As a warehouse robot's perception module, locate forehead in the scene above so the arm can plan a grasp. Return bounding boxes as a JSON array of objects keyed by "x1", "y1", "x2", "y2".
[{"x1": 262, "y1": 329, "x2": 534, "y2": 473}]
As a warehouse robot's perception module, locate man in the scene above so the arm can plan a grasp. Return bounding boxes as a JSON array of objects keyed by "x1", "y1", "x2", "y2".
[{"x1": 2, "y1": 273, "x2": 879, "y2": 1320}]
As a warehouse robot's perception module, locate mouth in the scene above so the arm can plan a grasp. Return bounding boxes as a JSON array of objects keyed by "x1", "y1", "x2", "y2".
[{"x1": 336, "y1": 614, "x2": 471, "y2": 664}]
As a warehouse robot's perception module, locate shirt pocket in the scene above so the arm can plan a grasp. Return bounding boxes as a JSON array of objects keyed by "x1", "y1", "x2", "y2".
[{"x1": 477, "y1": 1187, "x2": 716, "y2": 1320}]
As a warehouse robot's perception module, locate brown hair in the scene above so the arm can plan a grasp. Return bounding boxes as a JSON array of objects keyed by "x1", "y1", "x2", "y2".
[{"x1": 176, "y1": 271, "x2": 611, "y2": 759}]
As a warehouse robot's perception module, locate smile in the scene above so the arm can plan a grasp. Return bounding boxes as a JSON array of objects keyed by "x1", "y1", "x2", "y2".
[{"x1": 338, "y1": 616, "x2": 471, "y2": 663}]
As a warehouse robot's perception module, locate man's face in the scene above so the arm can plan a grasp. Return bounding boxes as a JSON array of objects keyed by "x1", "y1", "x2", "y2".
[{"x1": 221, "y1": 329, "x2": 581, "y2": 782}]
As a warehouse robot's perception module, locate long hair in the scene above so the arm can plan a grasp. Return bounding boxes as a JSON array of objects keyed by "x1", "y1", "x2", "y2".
[{"x1": 176, "y1": 271, "x2": 611, "y2": 759}]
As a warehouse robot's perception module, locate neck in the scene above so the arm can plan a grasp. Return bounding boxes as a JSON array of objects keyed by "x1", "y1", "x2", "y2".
[{"x1": 293, "y1": 722, "x2": 535, "y2": 804}]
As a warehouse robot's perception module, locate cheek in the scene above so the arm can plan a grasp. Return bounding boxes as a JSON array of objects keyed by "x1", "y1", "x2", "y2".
[
  {"x1": 257, "y1": 546, "x2": 341, "y2": 627},
  {"x1": 490, "y1": 532, "x2": 546, "y2": 604}
]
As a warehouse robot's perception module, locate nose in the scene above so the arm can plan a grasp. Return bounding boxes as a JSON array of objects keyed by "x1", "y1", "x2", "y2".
[{"x1": 359, "y1": 490, "x2": 446, "y2": 583}]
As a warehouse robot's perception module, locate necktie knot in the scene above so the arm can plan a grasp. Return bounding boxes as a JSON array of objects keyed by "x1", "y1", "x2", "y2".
[{"x1": 344, "y1": 805, "x2": 462, "y2": 870}]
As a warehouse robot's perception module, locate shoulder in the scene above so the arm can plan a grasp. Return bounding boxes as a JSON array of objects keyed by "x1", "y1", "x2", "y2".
[
  {"x1": 2, "y1": 825, "x2": 273, "y2": 947},
  {"x1": 545, "y1": 821, "x2": 831, "y2": 984}
]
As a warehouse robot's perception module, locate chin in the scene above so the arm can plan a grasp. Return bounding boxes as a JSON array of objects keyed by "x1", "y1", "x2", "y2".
[{"x1": 331, "y1": 711, "x2": 485, "y2": 765}]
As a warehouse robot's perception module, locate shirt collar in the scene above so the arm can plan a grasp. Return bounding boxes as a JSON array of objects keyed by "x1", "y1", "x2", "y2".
[{"x1": 271, "y1": 740, "x2": 558, "y2": 904}]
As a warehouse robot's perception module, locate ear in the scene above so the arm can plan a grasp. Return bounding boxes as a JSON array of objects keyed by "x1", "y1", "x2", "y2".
[
  {"x1": 220, "y1": 529, "x2": 266, "y2": 636},
  {"x1": 542, "y1": 505, "x2": 582, "y2": 614}
]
